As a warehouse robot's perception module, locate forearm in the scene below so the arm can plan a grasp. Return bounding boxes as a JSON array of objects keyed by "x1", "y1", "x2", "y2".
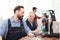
[
  {"x1": 0, "y1": 36, "x2": 2, "y2": 40},
  {"x1": 33, "y1": 29, "x2": 41, "y2": 33}
]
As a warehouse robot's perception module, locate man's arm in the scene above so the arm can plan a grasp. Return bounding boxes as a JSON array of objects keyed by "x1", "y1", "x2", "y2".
[
  {"x1": 23, "y1": 21, "x2": 32, "y2": 33},
  {"x1": 31, "y1": 26, "x2": 41, "y2": 33},
  {"x1": 35, "y1": 14, "x2": 41, "y2": 19},
  {"x1": 23, "y1": 21, "x2": 35, "y2": 37},
  {"x1": 35, "y1": 14, "x2": 43, "y2": 19},
  {"x1": 0, "y1": 36, "x2": 2, "y2": 40},
  {"x1": 0, "y1": 20, "x2": 8, "y2": 40}
]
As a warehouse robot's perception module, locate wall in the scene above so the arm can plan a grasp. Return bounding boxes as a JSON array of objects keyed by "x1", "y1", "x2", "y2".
[
  {"x1": 52, "y1": 0, "x2": 60, "y2": 22},
  {"x1": 52, "y1": 0, "x2": 60, "y2": 33},
  {"x1": 0, "y1": 0, "x2": 52, "y2": 20}
]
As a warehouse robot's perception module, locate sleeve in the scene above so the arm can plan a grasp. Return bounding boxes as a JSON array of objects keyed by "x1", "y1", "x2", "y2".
[
  {"x1": 0, "y1": 20, "x2": 8, "y2": 37},
  {"x1": 23, "y1": 20, "x2": 32, "y2": 34},
  {"x1": 35, "y1": 14, "x2": 41, "y2": 19}
]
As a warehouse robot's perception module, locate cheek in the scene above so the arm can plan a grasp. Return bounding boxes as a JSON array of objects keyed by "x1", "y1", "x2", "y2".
[
  {"x1": 21, "y1": 12, "x2": 24, "y2": 16},
  {"x1": 30, "y1": 17, "x2": 34, "y2": 21},
  {"x1": 19, "y1": 13, "x2": 23, "y2": 16},
  {"x1": 18, "y1": 14, "x2": 21, "y2": 16},
  {"x1": 18, "y1": 12, "x2": 21, "y2": 15}
]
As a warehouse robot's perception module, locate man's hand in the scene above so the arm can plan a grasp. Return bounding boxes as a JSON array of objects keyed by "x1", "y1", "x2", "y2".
[
  {"x1": 0, "y1": 36, "x2": 2, "y2": 40},
  {"x1": 28, "y1": 32, "x2": 35, "y2": 37}
]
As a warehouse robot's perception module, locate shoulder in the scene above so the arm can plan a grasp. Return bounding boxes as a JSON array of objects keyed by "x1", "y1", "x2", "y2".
[
  {"x1": 2, "y1": 19, "x2": 8, "y2": 24},
  {"x1": 2, "y1": 18, "x2": 11, "y2": 25},
  {"x1": 22, "y1": 19, "x2": 28, "y2": 25}
]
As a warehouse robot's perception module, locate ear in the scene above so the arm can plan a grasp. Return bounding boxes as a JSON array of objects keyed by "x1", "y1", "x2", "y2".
[{"x1": 15, "y1": 10, "x2": 19, "y2": 14}]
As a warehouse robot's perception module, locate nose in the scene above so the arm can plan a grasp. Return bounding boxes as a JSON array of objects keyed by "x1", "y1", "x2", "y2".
[{"x1": 22, "y1": 14, "x2": 24, "y2": 17}]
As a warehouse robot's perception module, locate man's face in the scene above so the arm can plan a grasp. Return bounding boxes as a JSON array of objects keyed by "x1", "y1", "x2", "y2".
[
  {"x1": 28, "y1": 13, "x2": 35, "y2": 22},
  {"x1": 17, "y1": 8, "x2": 24, "y2": 20}
]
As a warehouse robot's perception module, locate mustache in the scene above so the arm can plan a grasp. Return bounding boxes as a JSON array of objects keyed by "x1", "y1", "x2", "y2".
[
  {"x1": 21, "y1": 16, "x2": 24, "y2": 17},
  {"x1": 17, "y1": 15, "x2": 24, "y2": 20}
]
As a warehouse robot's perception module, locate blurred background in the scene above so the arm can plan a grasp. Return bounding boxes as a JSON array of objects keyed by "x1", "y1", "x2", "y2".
[{"x1": 0, "y1": 0, "x2": 60, "y2": 33}]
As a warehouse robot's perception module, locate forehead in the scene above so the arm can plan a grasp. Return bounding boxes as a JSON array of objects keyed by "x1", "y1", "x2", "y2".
[
  {"x1": 29, "y1": 13, "x2": 35, "y2": 17},
  {"x1": 19, "y1": 8, "x2": 24, "y2": 11}
]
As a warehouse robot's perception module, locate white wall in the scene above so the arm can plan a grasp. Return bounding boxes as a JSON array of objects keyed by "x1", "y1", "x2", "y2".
[
  {"x1": 52, "y1": 0, "x2": 60, "y2": 22},
  {"x1": 52, "y1": 0, "x2": 60, "y2": 32},
  {"x1": 0, "y1": 0, "x2": 9, "y2": 20},
  {"x1": 0, "y1": 0, "x2": 60, "y2": 23},
  {"x1": 0, "y1": 0, "x2": 52, "y2": 20}
]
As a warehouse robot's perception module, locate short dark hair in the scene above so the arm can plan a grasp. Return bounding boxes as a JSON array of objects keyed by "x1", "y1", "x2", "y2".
[
  {"x1": 14, "y1": 5, "x2": 24, "y2": 13},
  {"x1": 32, "y1": 7, "x2": 37, "y2": 11},
  {"x1": 42, "y1": 18, "x2": 46, "y2": 23}
]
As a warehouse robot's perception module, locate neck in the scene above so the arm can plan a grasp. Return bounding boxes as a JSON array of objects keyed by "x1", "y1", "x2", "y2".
[
  {"x1": 33, "y1": 12, "x2": 36, "y2": 14},
  {"x1": 13, "y1": 14, "x2": 18, "y2": 22}
]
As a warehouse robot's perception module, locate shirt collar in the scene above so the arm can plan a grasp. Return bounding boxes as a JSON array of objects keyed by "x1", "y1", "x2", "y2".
[
  {"x1": 10, "y1": 16, "x2": 20, "y2": 23},
  {"x1": 27, "y1": 19, "x2": 33, "y2": 24}
]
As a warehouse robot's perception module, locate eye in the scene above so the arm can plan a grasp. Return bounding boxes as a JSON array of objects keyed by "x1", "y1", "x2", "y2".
[{"x1": 29, "y1": 16, "x2": 31, "y2": 17}]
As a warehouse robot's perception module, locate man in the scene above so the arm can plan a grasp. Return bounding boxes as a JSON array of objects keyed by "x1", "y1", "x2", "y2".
[
  {"x1": 26, "y1": 12, "x2": 37, "y2": 31},
  {"x1": 26, "y1": 12, "x2": 40, "y2": 36},
  {"x1": 43, "y1": 13, "x2": 49, "y2": 32},
  {"x1": 32, "y1": 7, "x2": 41, "y2": 27},
  {"x1": 0, "y1": 6, "x2": 34, "y2": 40}
]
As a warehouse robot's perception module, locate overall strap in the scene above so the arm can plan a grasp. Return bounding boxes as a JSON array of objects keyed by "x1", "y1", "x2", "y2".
[
  {"x1": 20, "y1": 20, "x2": 25, "y2": 33},
  {"x1": 8, "y1": 19, "x2": 11, "y2": 27}
]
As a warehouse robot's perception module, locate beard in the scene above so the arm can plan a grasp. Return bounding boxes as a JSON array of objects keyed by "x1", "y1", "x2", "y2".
[{"x1": 17, "y1": 15, "x2": 24, "y2": 20}]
